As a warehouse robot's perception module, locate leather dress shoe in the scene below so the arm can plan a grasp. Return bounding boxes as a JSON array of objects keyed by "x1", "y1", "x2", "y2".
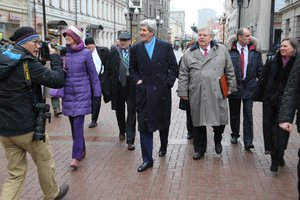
[
  {"x1": 245, "y1": 143, "x2": 254, "y2": 151},
  {"x1": 55, "y1": 184, "x2": 69, "y2": 200},
  {"x1": 215, "y1": 143, "x2": 222, "y2": 154},
  {"x1": 128, "y1": 144, "x2": 135, "y2": 151},
  {"x1": 54, "y1": 110, "x2": 62, "y2": 117},
  {"x1": 119, "y1": 132, "x2": 125, "y2": 140},
  {"x1": 137, "y1": 162, "x2": 153, "y2": 172},
  {"x1": 193, "y1": 152, "x2": 204, "y2": 160},
  {"x1": 159, "y1": 147, "x2": 167, "y2": 157},
  {"x1": 230, "y1": 137, "x2": 238, "y2": 144},
  {"x1": 187, "y1": 132, "x2": 193, "y2": 139},
  {"x1": 88, "y1": 121, "x2": 98, "y2": 128}
]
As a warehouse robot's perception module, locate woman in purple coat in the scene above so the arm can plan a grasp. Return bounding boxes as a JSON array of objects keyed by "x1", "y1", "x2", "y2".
[{"x1": 62, "y1": 26, "x2": 101, "y2": 169}]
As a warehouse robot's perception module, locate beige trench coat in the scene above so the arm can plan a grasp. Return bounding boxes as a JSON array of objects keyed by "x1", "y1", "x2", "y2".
[{"x1": 177, "y1": 42, "x2": 237, "y2": 126}]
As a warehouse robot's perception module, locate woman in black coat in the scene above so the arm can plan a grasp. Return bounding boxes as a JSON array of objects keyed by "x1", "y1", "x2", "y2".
[
  {"x1": 253, "y1": 37, "x2": 299, "y2": 173},
  {"x1": 278, "y1": 54, "x2": 300, "y2": 195}
]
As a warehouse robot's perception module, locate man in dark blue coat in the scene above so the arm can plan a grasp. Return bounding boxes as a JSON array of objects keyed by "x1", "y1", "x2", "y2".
[
  {"x1": 129, "y1": 19, "x2": 178, "y2": 172},
  {"x1": 226, "y1": 28, "x2": 263, "y2": 151}
]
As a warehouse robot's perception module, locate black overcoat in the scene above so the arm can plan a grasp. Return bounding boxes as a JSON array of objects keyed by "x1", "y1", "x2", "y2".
[
  {"x1": 278, "y1": 55, "x2": 300, "y2": 132},
  {"x1": 106, "y1": 47, "x2": 133, "y2": 110},
  {"x1": 255, "y1": 52, "x2": 297, "y2": 153},
  {"x1": 95, "y1": 46, "x2": 110, "y2": 102},
  {"x1": 129, "y1": 39, "x2": 178, "y2": 133}
]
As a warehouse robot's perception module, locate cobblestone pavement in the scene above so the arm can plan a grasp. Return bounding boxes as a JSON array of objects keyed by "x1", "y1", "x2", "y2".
[{"x1": 0, "y1": 50, "x2": 299, "y2": 199}]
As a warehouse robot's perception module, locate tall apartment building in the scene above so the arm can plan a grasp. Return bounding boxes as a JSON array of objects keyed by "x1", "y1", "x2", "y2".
[
  {"x1": 198, "y1": 8, "x2": 217, "y2": 28},
  {"x1": 169, "y1": 10, "x2": 185, "y2": 43}
]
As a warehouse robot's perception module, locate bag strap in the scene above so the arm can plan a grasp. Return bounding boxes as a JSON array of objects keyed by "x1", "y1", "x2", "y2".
[
  {"x1": 22, "y1": 60, "x2": 37, "y2": 105},
  {"x1": 22, "y1": 60, "x2": 32, "y2": 88}
]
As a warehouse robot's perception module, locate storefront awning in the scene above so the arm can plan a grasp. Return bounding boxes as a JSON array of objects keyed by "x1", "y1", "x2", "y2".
[
  {"x1": 47, "y1": 20, "x2": 68, "y2": 28},
  {"x1": 86, "y1": 24, "x2": 104, "y2": 30}
]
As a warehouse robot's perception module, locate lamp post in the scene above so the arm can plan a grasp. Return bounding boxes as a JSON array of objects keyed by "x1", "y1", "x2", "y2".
[
  {"x1": 155, "y1": 14, "x2": 164, "y2": 39},
  {"x1": 123, "y1": 0, "x2": 140, "y2": 37},
  {"x1": 231, "y1": 0, "x2": 250, "y2": 29},
  {"x1": 191, "y1": 23, "x2": 198, "y2": 40},
  {"x1": 218, "y1": 13, "x2": 227, "y2": 43}
]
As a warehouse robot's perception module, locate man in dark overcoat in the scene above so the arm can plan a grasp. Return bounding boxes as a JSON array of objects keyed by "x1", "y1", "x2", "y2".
[
  {"x1": 85, "y1": 37, "x2": 110, "y2": 128},
  {"x1": 106, "y1": 32, "x2": 137, "y2": 150},
  {"x1": 129, "y1": 19, "x2": 178, "y2": 172}
]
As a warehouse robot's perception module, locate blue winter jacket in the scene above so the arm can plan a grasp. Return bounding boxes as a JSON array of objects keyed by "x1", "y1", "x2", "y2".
[
  {"x1": 226, "y1": 36, "x2": 263, "y2": 99},
  {"x1": 62, "y1": 43, "x2": 101, "y2": 117}
]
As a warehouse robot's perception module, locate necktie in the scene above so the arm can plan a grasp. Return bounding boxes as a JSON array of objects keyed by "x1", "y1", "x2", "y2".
[
  {"x1": 204, "y1": 48, "x2": 208, "y2": 57},
  {"x1": 123, "y1": 50, "x2": 129, "y2": 66},
  {"x1": 240, "y1": 47, "x2": 244, "y2": 79}
]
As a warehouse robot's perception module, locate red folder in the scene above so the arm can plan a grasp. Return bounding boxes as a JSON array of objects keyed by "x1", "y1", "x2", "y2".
[{"x1": 219, "y1": 74, "x2": 229, "y2": 98}]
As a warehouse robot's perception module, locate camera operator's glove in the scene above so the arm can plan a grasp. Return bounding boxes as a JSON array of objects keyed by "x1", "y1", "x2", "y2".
[{"x1": 92, "y1": 96, "x2": 101, "y2": 109}]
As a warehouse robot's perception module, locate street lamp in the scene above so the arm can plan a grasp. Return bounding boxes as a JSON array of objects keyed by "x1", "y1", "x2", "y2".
[
  {"x1": 155, "y1": 14, "x2": 164, "y2": 39},
  {"x1": 218, "y1": 13, "x2": 227, "y2": 43},
  {"x1": 191, "y1": 23, "x2": 198, "y2": 40},
  {"x1": 231, "y1": 0, "x2": 251, "y2": 29},
  {"x1": 123, "y1": 0, "x2": 140, "y2": 37}
]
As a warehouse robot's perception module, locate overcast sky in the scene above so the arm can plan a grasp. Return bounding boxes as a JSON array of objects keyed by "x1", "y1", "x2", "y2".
[{"x1": 170, "y1": 0, "x2": 225, "y2": 33}]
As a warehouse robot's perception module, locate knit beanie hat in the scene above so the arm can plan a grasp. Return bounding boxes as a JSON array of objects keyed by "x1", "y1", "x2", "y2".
[
  {"x1": 63, "y1": 26, "x2": 83, "y2": 44},
  {"x1": 85, "y1": 37, "x2": 95, "y2": 46},
  {"x1": 9, "y1": 26, "x2": 39, "y2": 45}
]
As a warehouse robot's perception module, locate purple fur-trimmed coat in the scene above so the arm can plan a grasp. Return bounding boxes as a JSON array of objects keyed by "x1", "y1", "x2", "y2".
[{"x1": 62, "y1": 45, "x2": 101, "y2": 117}]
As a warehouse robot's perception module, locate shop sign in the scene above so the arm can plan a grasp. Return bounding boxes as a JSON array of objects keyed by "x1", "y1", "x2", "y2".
[{"x1": 9, "y1": 13, "x2": 22, "y2": 23}]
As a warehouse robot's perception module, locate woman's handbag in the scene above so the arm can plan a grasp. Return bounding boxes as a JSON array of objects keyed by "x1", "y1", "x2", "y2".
[{"x1": 49, "y1": 88, "x2": 64, "y2": 98}]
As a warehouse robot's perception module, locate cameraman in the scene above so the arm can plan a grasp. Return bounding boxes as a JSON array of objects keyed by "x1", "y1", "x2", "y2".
[{"x1": 0, "y1": 27, "x2": 68, "y2": 199}]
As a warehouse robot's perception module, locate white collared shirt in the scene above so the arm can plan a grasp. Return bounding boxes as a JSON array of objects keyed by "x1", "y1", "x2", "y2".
[
  {"x1": 237, "y1": 42, "x2": 248, "y2": 79},
  {"x1": 199, "y1": 45, "x2": 211, "y2": 56},
  {"x1": 92, "y1": 48, "x2": 102, "y2": 74}
]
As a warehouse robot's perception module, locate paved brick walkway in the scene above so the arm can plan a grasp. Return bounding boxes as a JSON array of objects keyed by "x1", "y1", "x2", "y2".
[{"x1": 0, "y1": 51, "x2": 299, "y2": 199}]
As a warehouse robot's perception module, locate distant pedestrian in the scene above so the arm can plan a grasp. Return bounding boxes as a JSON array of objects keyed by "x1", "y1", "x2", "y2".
[
  {"x1": 62, "y1": 26, "x2": 101, "y2": 169},
  {"x1": 129, "y1": 19, "x2": 178, "y2": 172},
  {"x1": 254, "y1": 37, "x2": 299, "y2": 172},
  {"x1": 85, "y1": 37, "x2": 110, "y2": 128},
  {"x1": 177, "y1": 26, "x2": 236, "y2": 160},
  {"x1": 106, "y1": 32, "x2": 137, "y2": 150},
  {"x1": 45, "y1": 34, "x2": 63, "y2": 117},
  {"x1": 226, "y1": 27, "x2": 263, "y2": 151}
]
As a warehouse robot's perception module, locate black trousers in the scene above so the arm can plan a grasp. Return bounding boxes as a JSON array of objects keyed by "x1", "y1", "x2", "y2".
[
  {"x1": 186, "y1": 107, "x2": 193, "y2": 135},
  {"x1": 193, "y1": 125, "x2": 225, "y2": 153},
  {"x1": 115, "y1": 80, "x2": 136, "y2": 144},
  {"x1": 91, "y1": 94, "x2": 101, "y2": 123},
  {"x1": 229, "y1": 98, "x2": 253, "y2": 144}
]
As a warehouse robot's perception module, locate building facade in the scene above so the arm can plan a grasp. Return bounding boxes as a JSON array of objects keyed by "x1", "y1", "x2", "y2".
[
  {"x1": 0, "y1": 0, "x2": 171, "y2": 47},
  {"x1": 0, "y1": 0, "x2": 29, "y2": 40},
  {"x1": 169, "y1": 10, "x2": 185, "y2": 44},
  {"x1": 279, "y1": 0, "x2": 300, "y2": 43}
]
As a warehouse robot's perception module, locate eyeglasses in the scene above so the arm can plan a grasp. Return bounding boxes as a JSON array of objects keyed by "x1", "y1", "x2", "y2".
[{"x1": 32, "y1": 40, "x2": 42, "y2": 46}]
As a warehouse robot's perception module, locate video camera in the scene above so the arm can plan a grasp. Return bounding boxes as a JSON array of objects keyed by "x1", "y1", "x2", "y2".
[
  {"x1": 32, "y1": 103, "x2": 51, "y2": 142},
  {"x1": 40, "y1": 41, "x2": 67, "y2": 60}
]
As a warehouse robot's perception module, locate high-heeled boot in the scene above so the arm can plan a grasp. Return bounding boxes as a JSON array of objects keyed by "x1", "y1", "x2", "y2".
[{"x1": 270, "y1": 153, "x2": 278, "y2": 172}]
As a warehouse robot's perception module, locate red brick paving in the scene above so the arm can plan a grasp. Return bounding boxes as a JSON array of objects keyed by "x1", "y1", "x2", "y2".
[{"x1": 0, "y1": 54, "x2": 299, "y2": 199}]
